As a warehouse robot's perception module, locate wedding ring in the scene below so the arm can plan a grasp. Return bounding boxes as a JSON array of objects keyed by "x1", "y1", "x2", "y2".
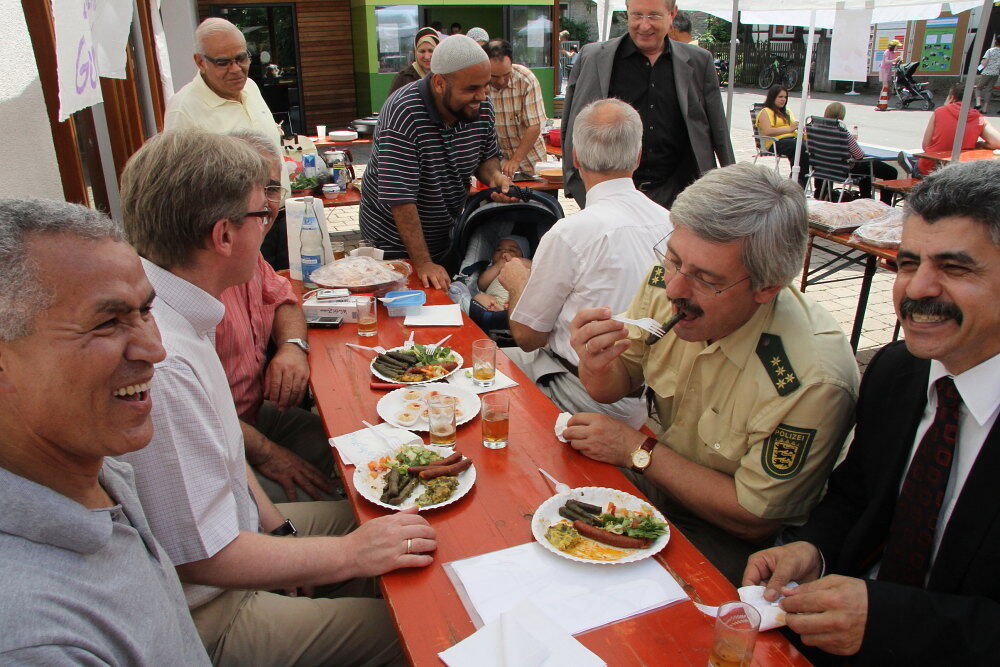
[
  {"x1": 405, "y1": 538, "x2": 412, "y2": 555},
  {"x1": 585, "y1": 340, "x2": 592, "y2": 354}
]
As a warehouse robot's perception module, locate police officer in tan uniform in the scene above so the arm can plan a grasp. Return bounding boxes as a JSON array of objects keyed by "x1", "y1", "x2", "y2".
[{"x1": 564, "y1": 163, "x2": 860, "y2": 583}]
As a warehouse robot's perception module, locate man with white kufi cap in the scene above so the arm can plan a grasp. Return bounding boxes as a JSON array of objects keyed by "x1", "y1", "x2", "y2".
[{"x1": 360, "y1": 35, "x2": 518, "y2": 289}]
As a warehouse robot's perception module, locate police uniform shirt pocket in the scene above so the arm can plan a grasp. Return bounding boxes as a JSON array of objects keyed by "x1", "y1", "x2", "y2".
[{"x1": 696, "y1": 407, "x2": 744, "y2": 475}]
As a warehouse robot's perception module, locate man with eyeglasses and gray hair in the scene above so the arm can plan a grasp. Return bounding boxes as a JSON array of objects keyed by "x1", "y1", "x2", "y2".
[
  {"x1": 499, "y1": 98, "x2": 669, "y2": 429},
  {"x1": 218, "y1": 130, "x2": 338, "y2": 505},
  {"x1": 165, "y1": 17, "x2": 291, "y2": 270},
  {"x1": 117, "y1": 129, "x2": 431, "y2": 665},
  {"x1": 561, "y1": 0, "x2": 733, "y2": 209},
  {"x1": 564, "y1": 163, "x2": 859, "y2": 584}
]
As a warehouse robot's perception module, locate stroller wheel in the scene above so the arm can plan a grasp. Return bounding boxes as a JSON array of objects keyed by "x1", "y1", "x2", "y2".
[{"x1": 921, "y1": 95, "x2": 935, "y2": 111}]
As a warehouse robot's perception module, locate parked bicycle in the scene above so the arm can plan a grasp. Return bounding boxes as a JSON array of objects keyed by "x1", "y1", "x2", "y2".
[{"x1": 758, "y1": 54, "x2": 799, "y2": 90}]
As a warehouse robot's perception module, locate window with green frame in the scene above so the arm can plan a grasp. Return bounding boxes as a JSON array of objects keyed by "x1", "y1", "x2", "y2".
[{"x1": 509, "y1": 6, "x2": 552, "y2": 68}]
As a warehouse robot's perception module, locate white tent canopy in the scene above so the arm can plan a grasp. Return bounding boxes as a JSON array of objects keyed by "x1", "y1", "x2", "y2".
[{"x1": 704, "y1": 1, "x2": 983, "y2": 27}]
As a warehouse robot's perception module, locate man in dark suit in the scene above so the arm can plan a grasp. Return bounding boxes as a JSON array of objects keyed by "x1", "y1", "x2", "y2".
[
  {"x1": 560, "y1": 0, "x2": 734, "y2": 208},
  {"x1": 743, "y1": 161, "x2": 1000, "y2": 664}
]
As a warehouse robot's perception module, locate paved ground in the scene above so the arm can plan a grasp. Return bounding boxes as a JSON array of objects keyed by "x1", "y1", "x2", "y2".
[{"x1": 324, "y1": 88, "x2": 915, "y2": 369}]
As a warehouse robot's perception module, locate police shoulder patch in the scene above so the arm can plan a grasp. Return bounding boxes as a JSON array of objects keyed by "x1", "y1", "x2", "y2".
[
  {"x1": 647, "y1": 264, "x2": 666, "y2": 288},
  {"x1": 762, "y1": 423, "x2": 816, "y2": 479},
  {"x1": 756, "y1": 333, "x2": 800, "y2": 396}
]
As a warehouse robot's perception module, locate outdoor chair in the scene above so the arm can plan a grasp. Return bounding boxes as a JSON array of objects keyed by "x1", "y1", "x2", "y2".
[
  {"x1": 804, "y1": 116, "x2": 874, "y2": 202},
  {"x1": 750, "y1": 103, "x2": 786, "y2": 172}
]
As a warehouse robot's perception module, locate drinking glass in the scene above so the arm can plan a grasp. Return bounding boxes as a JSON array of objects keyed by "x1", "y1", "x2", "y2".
[
  {"x1": 331, "y1": 240, "x2": 346, "y2": 260},
  {"x1": 471, "y1": 339, "x2": 497, "y2": 388},
  {"x1": 481, "y1": 393, "x2": 509, "y2": 449},
  {"x1": 316, "y1": 125, "x2": 326, "y2": 140},
  {"x1": 708, "y1": 602, "x2": 760, "y2": 667},
  {"x1": 355, "y1": 296, "x2": 377, "y2": 337},
  {"x1": 428, "y1": 395, "x2": 457, "y2": 446}
]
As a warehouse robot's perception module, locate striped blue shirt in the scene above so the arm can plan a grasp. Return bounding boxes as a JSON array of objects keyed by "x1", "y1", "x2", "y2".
[{"x1": 360, "y1": 77, "x2": 500, "y2": 258}]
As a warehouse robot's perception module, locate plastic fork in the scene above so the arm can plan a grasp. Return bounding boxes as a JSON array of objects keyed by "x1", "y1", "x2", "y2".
[
  {"x1": 430, "y1": 334, "x2": 452, "y2": 350},
  {"x1": 612, "y1": 315, "x2": 666, "y2": 338},
  {"x1": 346, "y1": 343, "x2": 388, "y2": 355},
  {"x1": 537, "y1": 468, "x2": 570, "y2": 495}
]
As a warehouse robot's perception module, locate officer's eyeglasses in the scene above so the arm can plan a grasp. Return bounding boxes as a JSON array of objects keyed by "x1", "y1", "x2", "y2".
[
  {"x1": 652, "y1": 233, "x2": 751, "y2": 296},
  {"x1": 202, "y1": 51, "x2": 251, "y2": 68},
  {"x1": 265, "y1": 185, "x2": 288, "y2": 203},
  {"x1": 628, "y1": 11, "x2": 667, "y2": 23}
]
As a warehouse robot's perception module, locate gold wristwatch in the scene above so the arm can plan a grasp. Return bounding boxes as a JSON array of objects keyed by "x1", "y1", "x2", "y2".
[{"x1": 630, "y1": 437, "x2": 657, "y2": 474}]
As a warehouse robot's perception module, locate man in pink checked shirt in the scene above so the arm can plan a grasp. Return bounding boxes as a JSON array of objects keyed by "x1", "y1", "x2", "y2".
[{"x1": 219, "y1": 131, "x2": 338, "y2": 502}]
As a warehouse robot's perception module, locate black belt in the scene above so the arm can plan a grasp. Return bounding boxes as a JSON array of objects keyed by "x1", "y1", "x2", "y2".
[{"x1": 550, "y1": 352, "x2": 579, "y2": 378}]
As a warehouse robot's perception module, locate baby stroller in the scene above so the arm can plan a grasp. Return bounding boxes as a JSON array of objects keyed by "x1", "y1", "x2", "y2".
[
  {"x1": 892, "y1": 61, "x2": 935, "y2": 110},
  {"x1": 443, "y1": 185, "x2": 563, "y2": 341}
]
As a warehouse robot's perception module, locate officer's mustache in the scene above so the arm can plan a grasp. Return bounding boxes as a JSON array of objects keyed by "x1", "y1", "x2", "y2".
[
  {"x1": 672, "y1": 298, "x2": 704, "y2": 319},
  {"x1": 899, "y1": 297, "x2": 963, "y2": 324}
]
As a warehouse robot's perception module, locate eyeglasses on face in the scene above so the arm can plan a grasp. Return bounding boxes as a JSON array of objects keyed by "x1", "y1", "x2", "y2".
[
  {"x1": 264, "y1": 185, "x2": 287, "y2": 203},
  {"x1": 652, "y1": 234, "x2": 751, "y2": 296},
  {"x1": 201, "y1": 51, "x2": 251, "y2": 68},
  {"x1": 628, "y1": 11, "x2": 667, "y2": 23},
  {"x1": 241, "y1": 209, "x2": 272, "y2": 224}
]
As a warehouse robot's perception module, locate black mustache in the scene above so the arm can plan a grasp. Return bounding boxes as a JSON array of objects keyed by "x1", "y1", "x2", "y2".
[
  {"x1": 899, "y1": 297, "x2": 963, "y2": 324},
  {"x1": 673, "y1": 298, "x2": 704, "y2": 318}
]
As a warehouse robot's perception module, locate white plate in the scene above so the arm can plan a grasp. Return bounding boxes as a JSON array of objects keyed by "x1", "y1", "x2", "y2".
[
  {"x1": 329, "y1": 130, "x2": 358, "y2": 142},
  {"x1": 531, "y1": 486, "x2": 670, "y2": 565},
  {"x1": 353, "y1": 445, "x2": 476, "y2": 511},
  {"x1": 376, "y1": 385, "x2": 480, "y2": 432},
  {"x1": 370, "y1": 346, "x2": 464, "y2": 385}
]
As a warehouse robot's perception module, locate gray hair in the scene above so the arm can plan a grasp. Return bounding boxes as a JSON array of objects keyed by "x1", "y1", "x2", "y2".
[
  {"x1": 670, "y1": 163, "x2": 807, "y2": 290},
  {"x1": 120, "y1": 130, "x2": 269, "y2": 269},
  {"x1": 195, "y1": 17, "x2": 245, "y2": 54},
  {"x1": 572, "y1": 98, "x2": 642, "y2": 173},
  {"x1": 905, "y1": 161, "x2": 1000, "y2": 244},
  {"x1": 227, "y1": 129, "x2": 280, "y2": 168},
  {"x1": 626, "y1": 0, "x2": 678, "y2": 10},
  {"x1": 0, "y1": 198, "x2": 124, "y2": 341},
  {"x1": 672, "y1": 11, "x2": 692, "y2": 33}
]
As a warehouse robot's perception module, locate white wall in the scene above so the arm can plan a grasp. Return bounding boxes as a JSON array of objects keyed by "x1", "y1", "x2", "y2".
[
  {"x1": 0, "y1": 0, "x2": 64, "y2": 200},
  {"x1": 159, "y1": 0, "x2": 199, "y2": 92}
]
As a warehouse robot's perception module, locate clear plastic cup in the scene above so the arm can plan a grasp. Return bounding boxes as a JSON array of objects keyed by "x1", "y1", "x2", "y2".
[
  {"x1": 708, "y1": 602, "x2": 760, "y2": 667},
  {"x1": 471, "y1": 339, "x2": 497, "y2": 388},
  {"x1": 481, "y1": 393, "x2": 509, "y2": 449}
]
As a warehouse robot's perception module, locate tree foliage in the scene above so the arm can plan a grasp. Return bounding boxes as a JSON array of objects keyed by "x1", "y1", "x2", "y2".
[
  {"x1": 559, "y1": 15, "x2": 591, "y2": 44},
  {"x1": 701, "y1": 16, "x2": 733, "y2": 44}
]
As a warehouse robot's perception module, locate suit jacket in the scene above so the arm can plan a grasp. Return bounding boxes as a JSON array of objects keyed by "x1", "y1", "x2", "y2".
[
  {"x1": 560, "y1": 36, "x2": 734, "y2": 205},
  {"x1": 786, "y1": 341, "x2": 1000, "y2": 665}
]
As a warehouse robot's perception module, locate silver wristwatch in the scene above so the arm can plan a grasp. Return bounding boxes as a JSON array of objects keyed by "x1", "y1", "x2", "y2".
[{"x1": 283, "y1": 338, "x2": 310, "y2": 354}]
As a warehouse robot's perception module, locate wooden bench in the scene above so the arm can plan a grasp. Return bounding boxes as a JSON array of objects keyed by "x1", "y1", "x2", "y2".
[{"x1": 874, "y1": 177, "x2": 920, "y2": 206}]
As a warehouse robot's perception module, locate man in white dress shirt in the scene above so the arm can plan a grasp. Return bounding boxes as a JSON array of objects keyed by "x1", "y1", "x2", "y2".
[
  {"x1": 117, "y1": 130, "x2": 433, "y2": 665},
  {"x1": 499, "y1": 98, "x2": 670, "y2": 427}
]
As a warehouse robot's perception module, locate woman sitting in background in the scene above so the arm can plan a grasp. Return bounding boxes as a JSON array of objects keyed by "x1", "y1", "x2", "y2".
[
  {"x1": 756, "y1": 85, "x2": 810, "y2": 188},
  {"x1": 823, "y1": 102, "x2": 898, "y2": 204},
  {"x1": 389, "y1": 27, "x2": 440, "y2": 94}
]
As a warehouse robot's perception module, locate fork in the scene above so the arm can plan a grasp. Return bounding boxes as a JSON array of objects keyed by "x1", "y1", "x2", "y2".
[
  {"x1": 346, "y1": 343, "x2": 388, "y2": 355},
  {"x1": 612, "y1": 315, "x2": 665, "y2": 339}
]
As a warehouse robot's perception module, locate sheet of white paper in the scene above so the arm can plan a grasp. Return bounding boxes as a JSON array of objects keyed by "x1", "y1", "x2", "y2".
[
  {"x1": 93, "y1": 0, "x2": 134, "y2": 79},
  {"x1": 439, "y1": 599, "x2": 605, "y2": 667},
  {"x1": 447, "y1": 367, "x2": 518, "y2": 394},
  {"x1": 449, "y1": 542, "x2": 687, "y2": 636},
  {"x1": 404, "y1": 304, "x2": 463, "y2": 327},
  {"x1": 328, "y1": 423, "x2": 422, "y2": 466},
  {"x1": 53, "y1": 0, "x2": 103, "y2": 121}
]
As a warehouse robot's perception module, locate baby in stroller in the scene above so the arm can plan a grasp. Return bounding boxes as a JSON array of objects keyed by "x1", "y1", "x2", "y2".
[
  {"x1": 473, "y1": 236, "x2": 531, "y2": 312},
  {"x1": 448, "y1": 222, "x2": 534, "y2": 336}
]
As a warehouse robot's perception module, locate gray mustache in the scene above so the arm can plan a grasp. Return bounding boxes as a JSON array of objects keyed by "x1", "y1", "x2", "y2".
[
  {"x1": 899, "y1": 297, "x2": 963, "y2": 325},
  {"x1": 673, "y1": 298, "x2": 703, "y2": 318}
]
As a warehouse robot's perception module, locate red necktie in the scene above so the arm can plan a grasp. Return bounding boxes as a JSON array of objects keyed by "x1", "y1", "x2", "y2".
[{"x1": 878, "y1": 376, "x2": 962, "y2": 587}]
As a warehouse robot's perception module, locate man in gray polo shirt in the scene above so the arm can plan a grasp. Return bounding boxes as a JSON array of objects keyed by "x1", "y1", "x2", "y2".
[{"x1": 0, "y1": 198, "x2": 209, "y2": 664}]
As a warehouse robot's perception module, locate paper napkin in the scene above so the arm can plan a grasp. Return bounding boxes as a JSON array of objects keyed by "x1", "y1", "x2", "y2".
[
  {"x1": 328, "y1": 423, "x2": 422, "y2": 466},
  {"x1": 403, "y1": 304, "x2": 464, "y2": 327}
]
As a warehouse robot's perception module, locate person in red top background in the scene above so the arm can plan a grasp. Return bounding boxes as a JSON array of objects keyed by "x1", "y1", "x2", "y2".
[
  {"x1": 218, "y1": 131, "x2": 337, "y2": 502},
  {"x1": 918, "y1": 84, "x2": 1000, "y2": 175}
]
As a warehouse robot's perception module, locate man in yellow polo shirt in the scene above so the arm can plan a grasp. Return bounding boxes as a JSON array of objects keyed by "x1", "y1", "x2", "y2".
[{"x1": 165, "y1": 17, "x2": 290, "y2": 268}]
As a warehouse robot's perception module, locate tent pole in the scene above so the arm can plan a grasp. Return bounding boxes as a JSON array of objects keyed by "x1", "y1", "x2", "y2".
[
  {"x1": 950, "y1": 0, "x2": 992, "y2": 163},
  {"x1": 791, "y1": 10, "x2": 816, "y2": 187},
  {"x1": 725, "y1": 0, "x2": 739, "y2": 130}
]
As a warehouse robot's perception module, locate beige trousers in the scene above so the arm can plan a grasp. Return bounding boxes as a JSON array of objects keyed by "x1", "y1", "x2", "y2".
[{"x1": 191, "y1": 501, "x2": 405, "y2": 666}]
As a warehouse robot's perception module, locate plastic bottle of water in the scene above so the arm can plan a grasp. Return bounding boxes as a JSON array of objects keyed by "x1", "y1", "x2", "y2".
[
  {"x1": 447, "y1": 281, "x2": 472, "y2": 312},
  {"x1": 299, "y1": 197, "x2": 325, "y2": 289}
]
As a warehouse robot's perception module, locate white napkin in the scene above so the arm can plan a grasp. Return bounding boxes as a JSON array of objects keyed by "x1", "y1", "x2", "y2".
[
  {"x1": 439, "y1": 599, "x2": 604, "y2": 667},
  {"x1": 404, "y1": 304, "x2": 464, "y2": 327},
  {"x1": 694, "y1": 583, "x2": 797, "y2": 631},
  {"x1": 554, "y1": 413, "x2": 572, "y2": 442},
  {"x1": 328, "y1": 423, "x2": 422, "y2": 466},
  {"x1": 447, "y1": 367, "x2": 519, "y2": 394},
  {"x1": 348, "y1": 246, "x2": 385, "y2": 260}
]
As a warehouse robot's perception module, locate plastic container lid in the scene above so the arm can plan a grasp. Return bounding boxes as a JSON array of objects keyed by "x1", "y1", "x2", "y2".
[{"x1": 384, "y1": 290, "x2": 426, "y2": 316}]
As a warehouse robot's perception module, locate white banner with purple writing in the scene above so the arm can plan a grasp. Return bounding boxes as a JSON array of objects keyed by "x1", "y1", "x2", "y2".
[{"x1": 53, "y1": 0, "x2": 134, "y2": 121}]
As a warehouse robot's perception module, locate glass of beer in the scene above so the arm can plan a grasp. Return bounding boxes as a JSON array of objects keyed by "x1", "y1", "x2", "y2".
[
  {"x1": 708, "y1": 602, "x2": 760, "y2": 667},
  {"x1": 471, "y1": 339, "x2": 497, "y2": 388},
  {"x1": 428, "y1": 395, "x2": 457, "y2": 446},
  {"x1": 481, "y1": 393, "x2": 509, "y2": 449},
  {"x1": 355, "y1": 296, "x2": 377, "y2": 337},
  {"x1": 331, "y1": 240, "x2": 346, "y2": 260}
]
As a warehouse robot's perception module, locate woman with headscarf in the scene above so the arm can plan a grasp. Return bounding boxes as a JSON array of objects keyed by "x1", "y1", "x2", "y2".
[{"x1": 389, "y1": 27, "x2": 440, "y2": 94}]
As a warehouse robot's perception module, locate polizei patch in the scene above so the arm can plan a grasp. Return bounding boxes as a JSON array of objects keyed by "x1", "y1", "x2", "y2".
[{"x1": 762, "y1": 424, "x2": 815, "y2": 479}]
